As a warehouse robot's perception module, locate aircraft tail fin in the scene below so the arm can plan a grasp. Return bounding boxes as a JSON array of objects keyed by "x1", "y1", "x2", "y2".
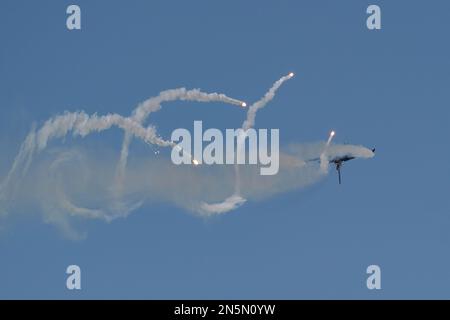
[{"x1": 338, "y1": 167, "x2": 341, "y2": 184}]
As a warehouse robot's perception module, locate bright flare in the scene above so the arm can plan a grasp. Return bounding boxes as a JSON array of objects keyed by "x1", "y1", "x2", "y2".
[
  {"x1": 241, "y1": 102, "x2": 247, "y2": 108},
  {"x1": 325, "y1": 130, "x2": 336, "y2": 147},
  {"x1": 289, "y1": 72, "x2": 294, "y2": 78},
  {"x1": 192, "y1": 159, "x2": 199, "y2": 166}
]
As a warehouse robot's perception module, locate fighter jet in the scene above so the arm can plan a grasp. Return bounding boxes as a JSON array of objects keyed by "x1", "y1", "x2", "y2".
[
  {"x1": 329, "y1": 148, "x2": 375, "y2": 184},
  {"x1": 307, "y1": 131, "x2": 375, "y2": 185}
]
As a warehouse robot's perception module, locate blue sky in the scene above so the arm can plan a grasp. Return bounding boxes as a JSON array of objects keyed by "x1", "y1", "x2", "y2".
[{"x1": 1, "y1": 0, "x2": 450, "y2": 299}]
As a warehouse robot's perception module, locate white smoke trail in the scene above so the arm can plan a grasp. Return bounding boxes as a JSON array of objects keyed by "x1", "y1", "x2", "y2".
[
  {"x1": 0, "y1": 111, "x2": 169, "y2": 214},
  {"x1": 49, "y1": 150, "x2": 106, "y2": 220},
  {"x1": 326, "y1": 144, "x2": 375, "y2": 160},
  {"x1": 199, "y1": 195, "x2": 247, "y2": 216},
  {"x1": 0, "y1": 127, "x2": 37, "y2": 210},
  {"x1": 1, "y1": 77, "x2": 289, "y2": 218},
  {"x1": 199, "y1": 73, "x2": 295, "y2": 215},
  {"x1": 44, "y1": 149, "x2": 146, "y2": 233},
  {"x1": 36, "y1": 111, "x2": 175, "y2": 150},
  {"x1": 320, "y1": 130, "x2": 335, "y2": 173},
  {"x1": 0, "y1": 88, "x2": 246, "y2": 220},
  {"x1": 115, "y1": 88, "x2": 246, "y2": 194},
  {"x1": 242, "y1": 72, "x2": 294, "y2": 131}
]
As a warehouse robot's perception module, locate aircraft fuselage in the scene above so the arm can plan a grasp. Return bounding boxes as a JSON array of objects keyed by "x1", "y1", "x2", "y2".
[{"x1": 330, "y1": 155, "x2": 355, "y2": 164}]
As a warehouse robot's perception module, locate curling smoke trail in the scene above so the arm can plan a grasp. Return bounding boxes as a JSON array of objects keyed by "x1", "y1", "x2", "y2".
[
  {"x1": 48, "y1": 150, "x2": 106, "y2": 221},
  {"x1": 238, "y1": 72, "x2": 295, "y2": 192},
  {"x1": 0, "y1": 88, "x2": 246, "y2": 220},
  {"x1": 242, "y1": 72, "x2": 294, "y2": 131},
  {"x1": 0, "y1": 111, "x2": 172, "y2": 207},
  {"x1": 0, "y1": 111, "x2": 172, "y2": 217},
  {"x1": 199, "y1": 72, "x2": 295, "y2": 215},
  {"x1": 115, "y1": 88, "x2": 246, "y2": 195}
]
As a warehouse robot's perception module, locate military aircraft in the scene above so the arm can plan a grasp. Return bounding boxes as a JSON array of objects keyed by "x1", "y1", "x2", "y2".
[
  {"x1": 307, "y1": 130, "x2": 375, "y2": 184},
  {"x1": 308, "y1": 146, "x2": 375, "y2": 185}
]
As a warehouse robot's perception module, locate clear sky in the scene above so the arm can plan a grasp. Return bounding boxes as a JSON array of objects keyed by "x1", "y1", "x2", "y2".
[{"x1": 1, "y1": 0, "x2": 450, "y2": 299}]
